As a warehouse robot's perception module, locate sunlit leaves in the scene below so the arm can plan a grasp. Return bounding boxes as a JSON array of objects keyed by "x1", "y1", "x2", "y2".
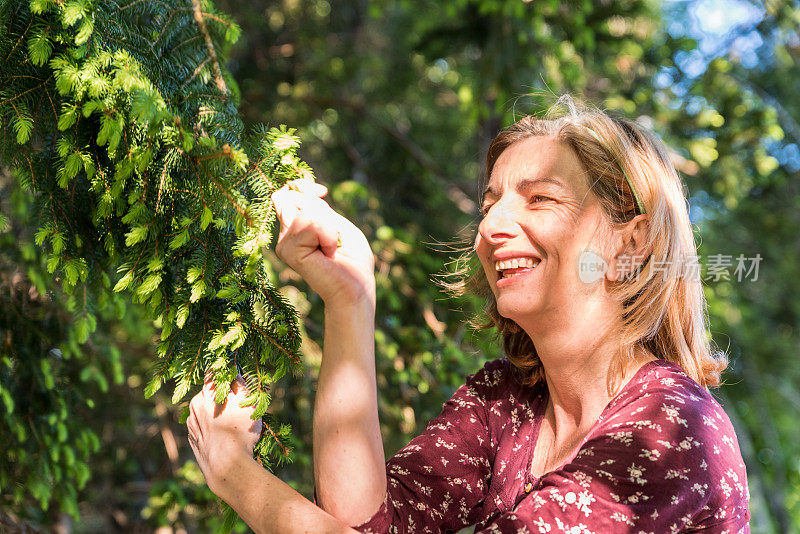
[
  {"x1": 171, "y1": 375, "x2": 192, "y2": 404},
  {"x1": 27, "y1": 27, "x2": 52, "y2": 66},
  {"x1": 1, "y1": 1, "x2": 313, "y2": 521},
  {"x1": 136, "y1": 273, "x2": 162, "y2": 297},
  {"x1": 30, "y1": 0, "x2": 55, "y2": 13},
  {"x1": 124, "y1": 224, "x2": 148, "y2": 246},
  {"x1": 58, "y1": 103, "x2": 78, "y2": 130},
  {"x1": 200, "y1": 206, "x2": 213, "y2": 230},
  {"x1": 113, "y1": 269, "x2": 134, "y2": 292},
  {"x1": 169, "y1": 228, "x2": 190, "y2": 250},
  {"x1": 62, "y1": 0, "x2": 88, "y2": 27},
  {"x1": 189, "y1": 280, "x2": 206, "y2": 303},
  {"x1": 13, "y1": 111, "x2": 33, "y2": 144},
  {"x1": 176, "y1": 304, "x2": 190, "y2": 329}
]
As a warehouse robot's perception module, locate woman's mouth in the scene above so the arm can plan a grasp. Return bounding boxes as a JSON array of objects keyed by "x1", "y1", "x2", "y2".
[{"x1": 495, "y1": 257, "x2": 541, "y2": 280}]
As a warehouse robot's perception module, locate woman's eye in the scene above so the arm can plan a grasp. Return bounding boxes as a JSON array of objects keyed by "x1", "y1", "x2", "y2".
[
  {"x1": 530, "y1": 195, "x2": 550, "y2": 204},
  {"x1": 480, "y1": 204, "x2": 493, "y2": 215}
]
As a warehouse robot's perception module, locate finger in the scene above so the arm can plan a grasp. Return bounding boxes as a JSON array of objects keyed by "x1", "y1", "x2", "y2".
[
  {"x1": 272, "y1": 189, "x2": 328, "y2": 244},
  {"x1": 289, "y1": 215, "x2": 340, "y2": 259},
  {"x1": 274, "y1": 186, "x2": 331, "y2": 215},
  {"x1": 277, "y1": 205, "x2": 341, "y2": 262},
  {"x1": 187, "y1": 411, "x2": 196, "y2": 436},
  {"x1": 187, "y1": 410, "x2": 202, "y2": 442},
  {"x1": 187, "y1": 435, "x2": 201, "y2": 465},
  {"x1": 189, "y1": 392, "x2": 199, "y2": 413},
  {"x1": 271, "y1": 189, "x2": 301, "y2": 236},
  {"x1": 189, "y1": 393, "x2": 204, "y2": 420},
  {"x1": 314, "y1": 217, "x2": 341, "y2": 259}
]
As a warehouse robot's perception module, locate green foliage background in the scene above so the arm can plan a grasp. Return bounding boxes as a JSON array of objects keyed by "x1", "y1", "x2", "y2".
[{"x1": 0, "y1": 0, "x2": 797, "y2": 532}]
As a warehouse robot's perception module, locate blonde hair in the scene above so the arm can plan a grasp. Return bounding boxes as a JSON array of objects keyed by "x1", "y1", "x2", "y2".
[{"x1": 444, "y1": 96, "x2": 728, "y2": 394}]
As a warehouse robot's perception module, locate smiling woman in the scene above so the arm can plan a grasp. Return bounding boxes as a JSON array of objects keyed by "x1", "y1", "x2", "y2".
[
  {"x1": 186, "y1": 95, "x2": 751, "y2": 533},
  {"x1": 457, "y1": 97, "x2": 728, "y2": 397}
]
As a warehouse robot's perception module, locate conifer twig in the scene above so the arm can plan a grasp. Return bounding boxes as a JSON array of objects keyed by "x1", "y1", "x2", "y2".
[
  {"x1": 190, "y1": 0, "x2": 228, "y2": 95},
  {"x1": 0, "y1": 78, "x2": 50, "y2": 106},
  {"x1": 181, "y1": 57, "x2": 210, "y2": 88},
  {"x1": 252, "y1": 322, "x2": 301, "y2": 364},
  {"x1": 263, "y1": 421, "x2": 291, "y2": 458},
  {"x1": 3, "y1": 17, "x2": 31, "y2": 63}
]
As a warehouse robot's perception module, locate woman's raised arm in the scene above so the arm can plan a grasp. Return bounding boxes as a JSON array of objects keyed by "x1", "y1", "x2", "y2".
[
  {"x1": 188, "y1": 179, "x2": 386, "y2": 529},
  {"x1": 271, "y1": 180, "x2": 386, "y2": 525}
]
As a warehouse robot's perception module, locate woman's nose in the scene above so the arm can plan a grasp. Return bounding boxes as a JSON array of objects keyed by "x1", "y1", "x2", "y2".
[{"x1": 479, "y1": 202, "x2": 519, "y2": 244}]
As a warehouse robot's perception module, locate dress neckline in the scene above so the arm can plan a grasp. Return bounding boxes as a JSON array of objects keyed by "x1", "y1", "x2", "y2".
[{"x1": 523, "y1": 358, "x2": 667, "y2": 484}]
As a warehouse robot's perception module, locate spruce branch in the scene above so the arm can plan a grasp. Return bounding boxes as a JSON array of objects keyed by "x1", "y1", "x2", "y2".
[
  {"x1": 190, "y1": 0, "x2": 228, "y2": 96},
  {"x1": 0, "y1": 1, "x2": 312, "y2": 525}
]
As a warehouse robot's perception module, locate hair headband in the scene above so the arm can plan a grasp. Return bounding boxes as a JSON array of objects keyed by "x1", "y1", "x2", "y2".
[{"x1": 585, "y1": 126, "x2": 646, "y2": 215}]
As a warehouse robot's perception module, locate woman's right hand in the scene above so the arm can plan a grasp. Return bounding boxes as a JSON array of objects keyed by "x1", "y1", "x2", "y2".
[
  {"x1": 273, "y1": 180, "x2": 385, "y2": 525},
  {"x1": 271, "y1": 179, "x2": 375, "y2": 310}
]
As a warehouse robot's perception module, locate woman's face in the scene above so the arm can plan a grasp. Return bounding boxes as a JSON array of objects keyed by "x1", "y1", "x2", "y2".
[{"x1": 475, "y1": 135, "x2": 615, "y2": 326}]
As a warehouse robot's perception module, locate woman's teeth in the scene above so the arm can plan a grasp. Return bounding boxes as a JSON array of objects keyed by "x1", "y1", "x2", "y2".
[
  {"x1": 495, "y1": 257, "x2": 541, "y2": 278},
  {"x1": 495, "y1": 257, "x2": 539, "y2": 270}
]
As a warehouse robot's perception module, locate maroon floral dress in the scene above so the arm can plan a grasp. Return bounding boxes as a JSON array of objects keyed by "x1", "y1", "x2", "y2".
[{"x1": 353, "y1": 358, "x2": 750, "y2": 533}]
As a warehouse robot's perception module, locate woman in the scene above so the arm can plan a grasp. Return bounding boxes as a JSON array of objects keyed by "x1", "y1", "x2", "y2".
[{"x1": 186, "y1": 97, "x2": 751, "y2": 533}]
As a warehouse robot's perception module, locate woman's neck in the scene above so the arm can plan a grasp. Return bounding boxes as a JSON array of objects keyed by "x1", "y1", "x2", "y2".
[{"x1": 523, "y1": 310, "x2": 655, "y2": 438}]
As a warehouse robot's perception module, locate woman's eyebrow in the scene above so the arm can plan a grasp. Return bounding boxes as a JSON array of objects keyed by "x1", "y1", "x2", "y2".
[{"x1": 482, "y1": 177, "x2": 567, "y2": 198}]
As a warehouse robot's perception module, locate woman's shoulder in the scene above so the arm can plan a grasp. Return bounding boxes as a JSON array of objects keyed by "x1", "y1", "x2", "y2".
[
  {"x1": 595, "y1": 359, "x2": 749, "y2": 481},
  {"x1": 599, "y1": 359, "x2": 740, "y2": 449},
  {"x1": 604, "y1": 359, "x2": 736, "y2": 435},
  {"x1": 591, "y1": 359, "x2": 750, "y2": 526}
]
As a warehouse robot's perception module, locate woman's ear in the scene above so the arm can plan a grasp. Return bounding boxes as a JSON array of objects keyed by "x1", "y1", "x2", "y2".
[{"x1": 606, "y1": 214, "x2": 651, "y2": 282}]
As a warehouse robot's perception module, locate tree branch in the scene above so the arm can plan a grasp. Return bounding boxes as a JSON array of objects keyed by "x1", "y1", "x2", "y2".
[{"x1": 190, "y1": 0, "x2": 228, "y2": 95}]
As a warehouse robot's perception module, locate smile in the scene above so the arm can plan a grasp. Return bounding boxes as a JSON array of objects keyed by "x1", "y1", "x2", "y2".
[{"x1": 495, "y1": 257, "x2": 541, "y2": 279}]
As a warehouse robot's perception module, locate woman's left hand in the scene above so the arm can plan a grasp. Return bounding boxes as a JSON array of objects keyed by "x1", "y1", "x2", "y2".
[{"x1": 187, "y1": 372, "x2": 263, "y2": 496}]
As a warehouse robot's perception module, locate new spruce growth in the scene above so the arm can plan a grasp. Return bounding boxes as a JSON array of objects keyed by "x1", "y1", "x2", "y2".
[{"x1": 0, "y1": 0, "x2": 312, "y2": 501}]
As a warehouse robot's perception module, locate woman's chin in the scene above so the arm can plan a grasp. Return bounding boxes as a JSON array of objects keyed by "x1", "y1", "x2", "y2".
[{"x1": 495, "y1": 298, "x2": 542, "y2": 323}]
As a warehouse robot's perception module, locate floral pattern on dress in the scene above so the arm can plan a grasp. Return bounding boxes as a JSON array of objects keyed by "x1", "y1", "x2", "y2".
[{"x1": 353, "y1": 358, "x2": 750, "y2": 534}]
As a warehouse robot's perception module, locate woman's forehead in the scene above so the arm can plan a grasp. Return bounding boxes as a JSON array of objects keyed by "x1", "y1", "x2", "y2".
[{"x1": 487, "y1": 136, "x2": 589, "y2": 195}]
